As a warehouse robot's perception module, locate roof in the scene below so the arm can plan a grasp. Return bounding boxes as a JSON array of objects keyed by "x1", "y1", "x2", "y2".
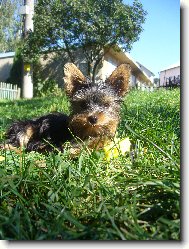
[
  {"x1": 107, "y1": 47, "x2": 154, "y2": 86},
  {"x1": 136, "y1": 61, "x2": 155, "y2": 76},
  {"x1": 160, "y1": 61, "x2": 180, "y2": 72},
  {"x1": 0, "y1": 52, "x2": 15, "y2": 59}
]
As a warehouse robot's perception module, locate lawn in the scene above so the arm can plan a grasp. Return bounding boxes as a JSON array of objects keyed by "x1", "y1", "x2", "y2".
[{"x1": 0, "y1": 88, "x2": 180, "y2": 240}]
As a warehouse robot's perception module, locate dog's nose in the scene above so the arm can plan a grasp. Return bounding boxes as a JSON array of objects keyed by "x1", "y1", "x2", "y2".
[{"x1": 88, "y1": 115, "x2": 98, "y2": 125}]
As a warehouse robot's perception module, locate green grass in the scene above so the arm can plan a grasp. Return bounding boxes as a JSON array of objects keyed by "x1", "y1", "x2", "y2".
[{"x1": 0, "y1": 88, "x2": 180, "y2": 240}]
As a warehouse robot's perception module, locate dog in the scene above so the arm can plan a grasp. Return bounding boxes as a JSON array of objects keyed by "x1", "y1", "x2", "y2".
[{"x1": 3, "y1": 63, "x2": 131, "y2": 155}]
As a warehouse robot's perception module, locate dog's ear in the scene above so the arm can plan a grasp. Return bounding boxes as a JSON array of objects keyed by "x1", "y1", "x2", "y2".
[
  {"x1": 64, "y1": 63, "x2": 88, "y2": 97},
  {"x1": 106, "y1": 64, "x2": 131, "y2": 97}
]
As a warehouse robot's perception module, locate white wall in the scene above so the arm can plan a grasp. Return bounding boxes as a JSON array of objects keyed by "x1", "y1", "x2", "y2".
[
  {"x1": 101, "y1": 55, "x2": 117, "y2": 81},
  {"x1": 101, "y1": 53, "x2": 141, "y2": 88},
  {"x1": 159, "y1": 66, "x2": 180, "y2": 86}
]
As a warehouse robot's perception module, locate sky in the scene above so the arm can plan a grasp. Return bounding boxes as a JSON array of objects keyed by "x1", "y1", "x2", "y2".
[{"x1": 124, "y1": 0, "x2": 180, "y2": 77}]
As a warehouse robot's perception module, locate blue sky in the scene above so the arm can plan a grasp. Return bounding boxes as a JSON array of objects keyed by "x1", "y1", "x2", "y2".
[{"x1": 124, "y1": 0, "x2": 180, "y2": 77}]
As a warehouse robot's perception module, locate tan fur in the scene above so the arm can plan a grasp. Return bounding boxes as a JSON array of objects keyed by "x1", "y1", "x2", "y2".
[
  {"x1": 69, "y1": 112, "x2": 118, "y2": 140},
  {"x1": 106, "y1": 64, "x2": 131, "y2": 96},
  {"x1": 64, "y1": 63, "x2": 87, "y2": 96},
  {"x1": 3, "y1": 144, "x2": 22, "y2": 154},
  {"x1": 19, "y1": 126, "x2": 34, "y2": 147}
]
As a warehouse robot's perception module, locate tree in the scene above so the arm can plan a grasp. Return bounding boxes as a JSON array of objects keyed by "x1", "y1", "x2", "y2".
[
  {"x1": 22, "y1": 0, "x2": 147, "y2": 80},
  {"x1": 0, "y1": 0, "x2": 22, "y2": 52},
  {"x1": 154, "y1": 77, "x2": 160, "y2": 86}
]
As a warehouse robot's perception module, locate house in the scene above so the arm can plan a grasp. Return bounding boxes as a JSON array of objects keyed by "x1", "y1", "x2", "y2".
[
  {"x1": 0, "y1": 52, "x2": 15, "y2": 82},
  {"x1": 159, "y1": 62, "x2": 180, "y2": 87},
  {"x1": 136, "y1": 61, "x2": 155, "y2": 84},
  {"x1": 39, "y1": 47, "x2": 154, "y2": 89},
  {"x1": 0, "y1": 49, "x2": 154, "y2": 90},
  {"x1": 98, "y1": 48, "x2": 154, "y2": 89}
]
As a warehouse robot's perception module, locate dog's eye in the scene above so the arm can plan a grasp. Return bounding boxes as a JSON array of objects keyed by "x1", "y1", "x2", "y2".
[
  {"x1": 80, "y1": 101, "x2": 88, "y2": 109},
  {"x1": 104, "y1": 103, "x2": 110, "y2": 108}
]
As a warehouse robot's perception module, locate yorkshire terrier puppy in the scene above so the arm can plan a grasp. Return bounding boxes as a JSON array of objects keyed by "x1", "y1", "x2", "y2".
[{"x1": 3, "y1": 63, "x2": 131, "y2": 155}]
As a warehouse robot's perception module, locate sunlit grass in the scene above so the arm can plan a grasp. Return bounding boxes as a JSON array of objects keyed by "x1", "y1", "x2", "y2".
[{"x1": 0, "y1": 88, "x2": 180, "y2": 240}]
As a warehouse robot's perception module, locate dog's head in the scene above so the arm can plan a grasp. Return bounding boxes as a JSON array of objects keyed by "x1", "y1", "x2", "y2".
[{"x1": 63, "y1": 63, "x2": 131, "y2": 139}]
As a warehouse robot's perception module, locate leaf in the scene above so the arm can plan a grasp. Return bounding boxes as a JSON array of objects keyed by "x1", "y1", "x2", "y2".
[{"x1": 63, "y1": 211, "x2": 86, "y2": 230}]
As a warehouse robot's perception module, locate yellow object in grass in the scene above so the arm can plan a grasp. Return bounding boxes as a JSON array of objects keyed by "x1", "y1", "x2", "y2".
[
  {"x1": 0, "y1": 156, "x2": 5, "y2": 161},
  {"x1": 104, "y1": 137, "x2": 131, "y2": 161}
]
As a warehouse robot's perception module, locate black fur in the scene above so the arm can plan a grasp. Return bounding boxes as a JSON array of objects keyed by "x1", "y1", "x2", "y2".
[{"x1": 5, "y1": 113, "x2": 72, "y2": 153}]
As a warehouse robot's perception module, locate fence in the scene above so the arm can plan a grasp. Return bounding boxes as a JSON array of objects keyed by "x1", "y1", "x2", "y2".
[
  {"x1": 0, "y1": 82, "x2": 21, "y2": 100},
  {"x1": 158, "y1": 75, "x2": 180, "y2": 89},
  {"x1": 137, "y1": 85, "x2": 154, "y2": 92}
]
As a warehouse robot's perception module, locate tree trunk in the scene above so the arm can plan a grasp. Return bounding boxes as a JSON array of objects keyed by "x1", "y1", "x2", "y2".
[
  {"x1": 22, "y1": 0, "x2": 34, "y2": 99},
  {"x1": 92, "y1": 57, "x2": 102, "y2": 83}
]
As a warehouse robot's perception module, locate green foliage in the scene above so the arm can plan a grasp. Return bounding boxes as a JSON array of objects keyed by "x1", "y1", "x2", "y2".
[
  {"x1": 31, "y1": 59, "x2": 63, "y2": 97},
  {"x1": 0, "y1": 89, "x2": 180, "y2": 240},
  {"x1": 34, "y1": 78, "x2": 62, "y2": 97},
  {"x1": 22, "y1": 0, "x2": 147, "y2": 78},
  {"x1": 0, "y1": 0, "x2": 22, "y2": 52}
]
